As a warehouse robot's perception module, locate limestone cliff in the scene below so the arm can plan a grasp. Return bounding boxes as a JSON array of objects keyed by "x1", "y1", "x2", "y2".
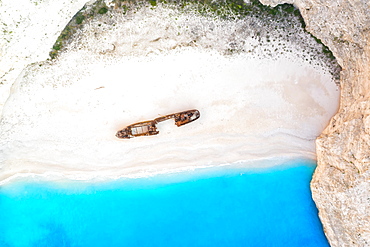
[
  {"x1": 1, "y1": 0, "x2": 369, "y2": 246},
  {"x1": 260, "y1": 0, "x2": 370, "y2": 246}
]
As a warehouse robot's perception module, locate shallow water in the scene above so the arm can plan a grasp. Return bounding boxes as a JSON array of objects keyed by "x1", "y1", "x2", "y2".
[
  {"x1": 0, "y1": 159, "x2": 328, "y2": 247},
  {"x1": 0, "y1": 2, "x2": 340, "y2": 182},
  {"x1": 0, "y1": 3, "x2": 335, "y2": 246}
]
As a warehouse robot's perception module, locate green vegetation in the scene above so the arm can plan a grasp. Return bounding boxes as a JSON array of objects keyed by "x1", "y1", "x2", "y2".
[
  {"x1": 333, "y1": 36, "x2": 349, "y2": 45},
  {"x1": 309, "y1": 35, "x2": 336, "y2": 60},
  {"x1": 49, "y1": 0, "x2": 337, "y2": 69},
  {"x1": 149, "y1": 0, "x2": 157, "y2": 6},
  {"x1": 98, "y1": 7, "x2": 108, "y2": 14},
  {"x1": 50, "y1": 26, "x2": 73, "y2": 58},
  {"x1": 113, "y1": 0, "x2": 304, "y2": 22},
  {"x1": 172, "y1": 0, "x2": 336, "y2": 62},
  {"x1": 161, "y1": 0, "x2": 305, "y2": 22},
  {"x1": 49, "y1": 0, "x2": 108, "y2": 59},
  {"x1": 52, "y1": 41, "x2": 62, "y2": 51},
  {"x1": 75, "y1": 14, "x2": 85, "y2": 24}
]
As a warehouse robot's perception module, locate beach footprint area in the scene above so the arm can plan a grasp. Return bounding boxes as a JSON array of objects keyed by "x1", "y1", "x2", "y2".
[{"x1": 0, "y1": 1, "x2": 339, "y2": 246}]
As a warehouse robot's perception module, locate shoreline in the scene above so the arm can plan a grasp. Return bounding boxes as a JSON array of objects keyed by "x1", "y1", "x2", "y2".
[
  {"x1": 0, "y1": 154, "x2": 327, "y2": 247},
  {"x1": 0, "y1": 154, "x2": 316, "y2": 186},
  {"x1": 0, "y1": 6, "x2": 339, "y2": 188},
  {"x1": 0, "y1": 50, "x2": 338, "y2": 187}
]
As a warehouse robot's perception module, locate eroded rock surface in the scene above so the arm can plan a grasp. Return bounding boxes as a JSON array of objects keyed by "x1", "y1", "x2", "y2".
[
  {"x1": 1, "y1": 0, "x2": 369, "y2": 246},
  {"x1": 261, "y1": 0, "x2": 370, "y2": 246}
]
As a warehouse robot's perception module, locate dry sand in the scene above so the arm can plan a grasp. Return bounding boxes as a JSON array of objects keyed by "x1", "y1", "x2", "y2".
[{"x1": 0, "y1": 2, "x2": 340, "y2": 184}]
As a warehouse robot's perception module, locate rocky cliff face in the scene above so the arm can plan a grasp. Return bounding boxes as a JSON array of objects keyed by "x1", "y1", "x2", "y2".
[
  {"x1": 1, "y1": 0, "x2": 368, "y2": 246},
  {"x1": 261, "y1": 0, "x2": 370, "y2": 246}
]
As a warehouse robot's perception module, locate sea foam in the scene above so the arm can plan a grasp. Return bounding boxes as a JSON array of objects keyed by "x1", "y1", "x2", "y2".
[
  {"x1": 0, "y1": 159, "x2": 329, "y2": 246},
  {"x1": 0, "y1": 2, "x2": 340, "y2": 183}
]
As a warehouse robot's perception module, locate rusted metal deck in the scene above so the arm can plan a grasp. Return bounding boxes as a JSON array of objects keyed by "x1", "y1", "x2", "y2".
[{"x1": 116, "y1": 109, "x2": 200, "y2": 139}]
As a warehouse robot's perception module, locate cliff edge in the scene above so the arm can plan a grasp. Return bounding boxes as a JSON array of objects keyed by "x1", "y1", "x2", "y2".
[
  {"x1": 261, "y1": 0, "x2": 370, "y2": 246},
  {"x1": 1, "y1": 0, "x2": 369, "y2": 245}
]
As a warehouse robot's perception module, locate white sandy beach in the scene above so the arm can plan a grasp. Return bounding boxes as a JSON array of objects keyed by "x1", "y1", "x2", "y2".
[{"x1": 0, "y1": 2, "x2": 340, "y2": 184}]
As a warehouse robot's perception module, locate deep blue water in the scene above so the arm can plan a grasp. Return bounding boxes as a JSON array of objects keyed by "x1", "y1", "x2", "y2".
[{"x1": 0, "y1": 159, "x2": 329, "y2": 247}]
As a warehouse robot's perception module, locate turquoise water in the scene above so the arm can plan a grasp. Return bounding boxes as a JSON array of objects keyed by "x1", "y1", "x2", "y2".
[{"x1": 0, "y1": 160, "x2": 329, "y2": 247}]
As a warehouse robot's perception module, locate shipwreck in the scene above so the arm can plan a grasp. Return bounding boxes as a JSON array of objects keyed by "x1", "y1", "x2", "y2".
[{"x1": 116, "y1": 109, "x2": 200, "y2": 139}]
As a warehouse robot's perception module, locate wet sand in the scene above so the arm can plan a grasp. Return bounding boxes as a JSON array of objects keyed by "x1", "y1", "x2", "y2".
[{"x1": 0, "y1": 48, "x2": 339, "y2": 184}]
